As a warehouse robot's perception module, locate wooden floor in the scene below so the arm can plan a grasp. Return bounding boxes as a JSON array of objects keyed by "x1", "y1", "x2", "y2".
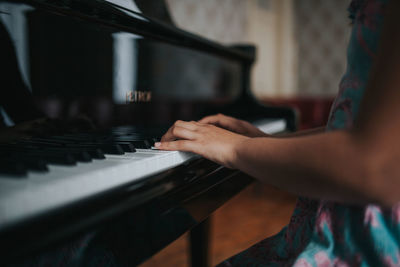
[{"x1": 140, "y1": 183, "x2": 297, "y2": 267}]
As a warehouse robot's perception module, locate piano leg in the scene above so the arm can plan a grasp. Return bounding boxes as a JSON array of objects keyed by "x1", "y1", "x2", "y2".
[{"x1": 189, "y1": 217, "x2": 211, "y2": 267}]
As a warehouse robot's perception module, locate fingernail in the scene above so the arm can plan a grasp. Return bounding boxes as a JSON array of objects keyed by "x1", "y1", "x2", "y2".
[{"x1": 154, "y1": 142, "x2": 161, "y2": 147}]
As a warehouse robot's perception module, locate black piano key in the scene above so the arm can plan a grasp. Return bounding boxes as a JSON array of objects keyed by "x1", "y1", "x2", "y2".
[
  {"x1": 7, "y1": 156, "x2": 49, "y2": 172},
  {"x1": 0, "y1": 162, "x2": 27, "y2": 177},
  {"x1": 115, "y1": 142, "x2": 136, "y2": 152},
  {"x1": 43, "y1": 148, "x2": 92, "y2": 163},
  {"x1": 23, "y1": 159, "x2": 48, "y2": 172},
  {"x1": 113, "y1": 140, "x2": 151, "y2": 149},
  {"x1": 94, "y1": 144, "x2": 124, "y2": 155},
  {"x1": 74, "y1": 151, "x2": 92, "y2": 162},
  {"x1": 4, "y1": 146, "x2": 97, "y2": 171},
  {"x1": 65, "y1": 143, "x2": 124, "y2": 155},
  {"x1": 139, "y1": 140, "x2": 152, "y2": 149},
  {"x1": 1, "y1": 149, "x2": 49, "y2": 172},
  {"x1": 92, "y1": 150, "x2": 106, "y2": 159},
  {"x1": 63, "y1": 147, "x2": 104, "y2": 160},
  {"x1": 28, "y1": 140, "x2": 106, "y2": 160},
  {"x1": 148, "y1": 138, "x2": 160, "y2": 147},
  {"x1": 43, "y1": 155, "x2": 76, "y2": 165},
  {"x1": 5, "y1": 142, "x2": 105, "y2": 161},
  {"x1": 67, "y1": 147, "x2": 105, "y2": 159},
  {"x1": 12, "y1": 151, "x2": 77, "y2": 166},
  {"x1": 39, "y1": 142, "x2": 106, "y2": 159}
]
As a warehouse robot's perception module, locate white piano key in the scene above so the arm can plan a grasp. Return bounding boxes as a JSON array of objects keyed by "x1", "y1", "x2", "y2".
[
  {"x1": 0, "y1": 149, "x2": 197, "y2": 229},
  {"x1": 253, "y1": 118, "x2": 287, "y2": 134}
]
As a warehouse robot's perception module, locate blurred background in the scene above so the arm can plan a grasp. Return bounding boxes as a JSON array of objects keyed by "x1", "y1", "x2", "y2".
[
  {"x1": 167, "y1": 0, "x2": 351, "y2": 129},
  {"x1": 141, "y1": 0, "x2": 352, "y2": 266}
]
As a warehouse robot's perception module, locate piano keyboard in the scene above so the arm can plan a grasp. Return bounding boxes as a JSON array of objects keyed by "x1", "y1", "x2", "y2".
[{"x1": 0, "y1": 119, "x2": 286, "y2": 229}]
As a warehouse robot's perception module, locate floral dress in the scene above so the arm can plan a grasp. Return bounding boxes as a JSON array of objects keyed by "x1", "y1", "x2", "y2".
[{"x1": 218, "y1": 0, "x2": 400, "y2": 266}]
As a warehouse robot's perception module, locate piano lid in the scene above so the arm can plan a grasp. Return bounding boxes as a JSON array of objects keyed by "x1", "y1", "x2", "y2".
[
  {"x1": 104, "y1": 0, "x2": 175, "y2": 25},
  {"x1": 103, "y1": 0, "x2": 149, "y2": 23},
  {"x1": 104, "y1": 0, "x2": 142, "y2": 14},
  {"x1": 0, "y1": 0, "x2": 253, "y2": 130}
]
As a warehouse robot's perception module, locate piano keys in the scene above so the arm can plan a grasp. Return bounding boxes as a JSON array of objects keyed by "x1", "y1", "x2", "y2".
[{"x1": 0, "y1": 120, "x2": 284, "y2": 230}]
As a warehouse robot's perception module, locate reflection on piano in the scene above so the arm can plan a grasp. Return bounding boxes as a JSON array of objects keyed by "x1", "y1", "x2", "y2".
[{"x1": 0, "y1": 0, "x2": 296, "y2": 265}]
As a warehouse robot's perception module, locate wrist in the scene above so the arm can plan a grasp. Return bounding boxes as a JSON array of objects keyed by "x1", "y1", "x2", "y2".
[
  {"x1": 251, "y1": 130, "x2": 270, "y2": 138},
  {"x1": 228, "y1": 135, "x2": 250, "y2": 169}
]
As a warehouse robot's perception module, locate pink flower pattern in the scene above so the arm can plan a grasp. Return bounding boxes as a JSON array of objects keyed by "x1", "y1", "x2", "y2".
[{"x1": 364, "y1": 205, "x2": 382, "y2": 227}]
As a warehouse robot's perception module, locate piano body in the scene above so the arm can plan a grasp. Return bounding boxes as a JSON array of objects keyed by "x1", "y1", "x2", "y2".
[{"x1": 0, "y1": 0, "x2": 296, "y2": 265}]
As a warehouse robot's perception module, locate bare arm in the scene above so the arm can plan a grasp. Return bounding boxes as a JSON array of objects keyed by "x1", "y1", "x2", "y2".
[
  {"x1": 276, "y1": 127, "x2": 325, "y2": 138},
  {"x1": 233, "y1": 131, "x2": 372, "y2": 204},
  {"x1": 199, "y1": 113, "x2": 325, "y2": 138},
  {"x1": 157, "y1": 0, "x2": 400, "y2": 206}
]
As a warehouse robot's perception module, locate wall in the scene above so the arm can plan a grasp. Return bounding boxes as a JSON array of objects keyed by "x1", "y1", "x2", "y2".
[
  {"x1": 295, "y1": 0, "x2": 350, "y2": 97},
  {"x1": 166, "y1": 0, "x2": 248, "y2": 44},
  {"x1": 166, "y1": 0, "x2": 351, "y2": 98}
]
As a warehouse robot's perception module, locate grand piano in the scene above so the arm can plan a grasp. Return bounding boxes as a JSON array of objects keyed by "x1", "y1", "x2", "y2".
[{"x1": 0, "y1": 0, "x2": 296, "y2": 266}]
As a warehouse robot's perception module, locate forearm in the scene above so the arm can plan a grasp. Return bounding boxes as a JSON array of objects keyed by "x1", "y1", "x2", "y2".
[
  {"x1": 275, "y1": 126, "x2": 325, "y2": 138},
  {"x1": 232, "y1": 130, "x2": 379, "y2": 205},
  {"x1": 159, "y1": 120, "x2": 399, "y2": 206}
]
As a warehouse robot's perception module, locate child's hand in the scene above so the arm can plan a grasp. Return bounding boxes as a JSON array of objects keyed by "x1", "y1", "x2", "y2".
[
  {"x1": 199, "y1": 114, "x2": 268, "y2": 138},
  {"x1": 157, "y1": 120, "x2": 249, "y2": 168}
]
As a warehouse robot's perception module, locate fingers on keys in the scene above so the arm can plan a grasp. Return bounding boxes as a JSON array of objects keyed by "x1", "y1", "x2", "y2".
[
  {"x1": 160, "y1": 120, "x2": 201, "y2": 142},
  {"x1": 154, "y1": 140, "x2": 197, "y2": 152}
]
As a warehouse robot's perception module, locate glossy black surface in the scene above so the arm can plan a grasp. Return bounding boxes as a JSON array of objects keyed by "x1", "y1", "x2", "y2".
[
  {"x1": 0, "y1": 0, "x2": 295, "y2": 130},
  {"x1": 2, "y1": 157, "x2": 254, "y2": 265},
  {"x1": 0, "y1": 0, "x2": 295, "y2": 264},
  {"x1": 0, "y1": 0, "x2": 252, "y2": 129}
]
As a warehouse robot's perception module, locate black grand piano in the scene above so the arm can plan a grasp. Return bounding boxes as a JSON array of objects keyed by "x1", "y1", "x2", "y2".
[{"x1": 0, "y1": 0, "x2": 296, "y2": 266}]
